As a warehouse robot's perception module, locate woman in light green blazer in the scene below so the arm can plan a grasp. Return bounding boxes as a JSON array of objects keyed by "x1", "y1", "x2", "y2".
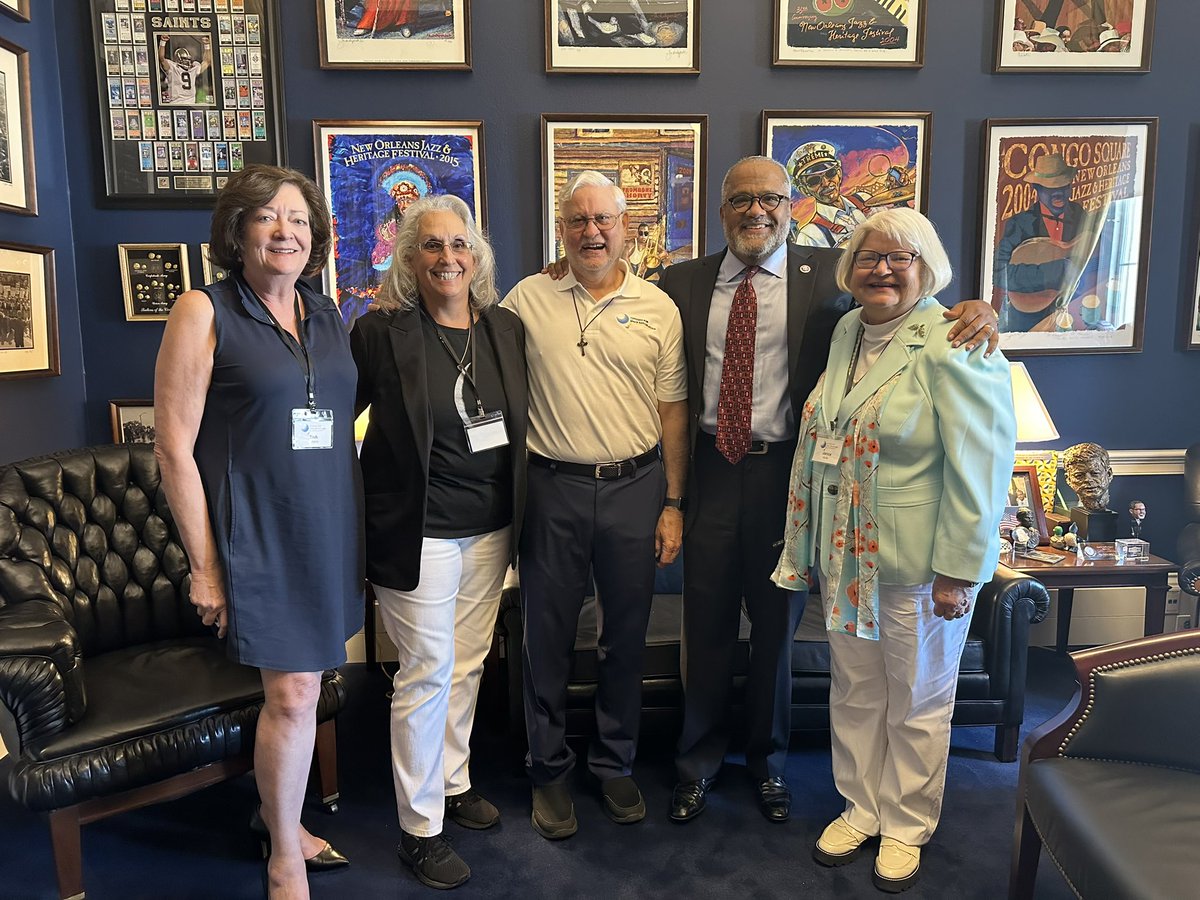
[{"x1": 773, "y1": 208, "x2": 1015, "y2": 894}]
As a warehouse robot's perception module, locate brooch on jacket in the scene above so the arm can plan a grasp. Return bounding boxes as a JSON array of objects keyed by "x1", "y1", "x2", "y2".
[{"x1": 907, "y1": 322, "x2": 927, "y2": 339}]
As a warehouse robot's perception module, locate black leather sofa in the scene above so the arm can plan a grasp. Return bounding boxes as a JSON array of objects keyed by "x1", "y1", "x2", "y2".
[
  {"x1": 498, "y1": 563, "x2": 1050, "y2": 762},
  {"x1": 0, "y1": 445, "x2": 346, "y2": 900}
]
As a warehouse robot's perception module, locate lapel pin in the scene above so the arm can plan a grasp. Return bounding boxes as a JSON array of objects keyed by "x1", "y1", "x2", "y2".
[
  {"x1": 799, "y1": 264, "x2": 812, "y2": 274},
  {"x1": 908, "y1": 323, "x2": 927, "y2": 338}
]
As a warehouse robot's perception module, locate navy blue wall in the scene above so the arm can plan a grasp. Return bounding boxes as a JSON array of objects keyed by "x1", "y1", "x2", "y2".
[
  {"x1": 4, "y1": 1, "x2": 1197, "y2": 549},
  {"x1": 0, "y1": 3, "x2": 85, "y2": 459}
]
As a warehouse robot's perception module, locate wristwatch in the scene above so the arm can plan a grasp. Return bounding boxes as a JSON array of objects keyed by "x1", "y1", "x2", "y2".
[{"x1": 663, "y1": 496, "x2": 685, "y2": 510}]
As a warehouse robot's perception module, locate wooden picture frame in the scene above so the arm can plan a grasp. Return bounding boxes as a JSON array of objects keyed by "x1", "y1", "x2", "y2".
[
  {"x1": 199, "y1": 241, "x2": 231, "y2": 286},
  {"x1": 118, "y1": 242, "x2": 190, "y2": 321},
  {"x1": 774, "y1": 0, "x2": 925, "y2": 68},
  {"x1": 110, "y1": 399, "x2": 155, "y2": 444},
  {"x1": 314, "y1": 119, "x2": 486, "y2": 326},
  {"x1": 546, "y1": 0, "x2": 699, "y2": 74},
  {"x1": 316, "y1": 0, "x2": 471, "y2": 70},
  {"x1": 978, "y1": 117, "x2": 1157, "y2": 356},
  {"x1": 0, "y1": 0, "x2": 30, "y2": 23},
  {"x1": 88, "y1": 0, "x2": 287, "y2": 206},
  {"x1": 1009, "y1": 464, "x2": 1048, "y2": 537},
  {"x1": 541, "y1": 113, "x2": 706, "y2": 277},
  {"x1": 0, "y1": 241, "x2": 57, "y2": 380},
  {"x1": 994, "y1": 0, "x2": 1155, "y2": 73},
  {"x1": 0, "y1": 36, "x2": 36, "y2": 215},
  {"x1": 762, "y1": 110, "x2": 932, "y2": 249}
]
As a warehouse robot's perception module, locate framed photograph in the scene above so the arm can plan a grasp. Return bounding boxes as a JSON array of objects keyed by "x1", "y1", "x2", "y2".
[
  {"x1": 541, "y1": 114, "x2": 706, "y2": 278},
  {"x1": 995, "y1": 0, "x2": 1155, "y2": 72},
  {"x1": 762, "y1": 110, "x2": 931, "y2": 250},
  {"x1": 316, "y1": 0, "x2": 471, "y2": 70},
  {"x1": 199, "y1": 242, "x2": 231, "y2": 286},
  {"x1": 1008, "y1": 464, "x2": 1048, "y2": 537},
  {"x1": 774, "y1": 0, "x2": 925, "y2": 68},
  {"x1": 0, "y1": 241, "x2": 57, "y2": 381},
  {"x1": 314, "y1": 119, "x2": 486, "y2": 325},
  {"x1": 546, "y1": 0, "x2": 698, "y2": 74},
  {"x1": 88, "y1": 0, "x2": 286, "y2": 206},
  {"x1": 118, "y1": 242, "x2": 190, "y2": 321},
  {"x1": 1191, "y1": 236, "x2": 1200, "y2": 349},
  {"x1": 0, "y1": 37, "x2": 36, "y2": 215},
  {"x1": 979, "y1": 117, "x2": 1157, "y2": 355},
  {"x1": 110, "y1": 399, "x2": 156, "y2": 444},
  {"x1": 0, "y1": 1, "x2": 29, "y2": 24}
]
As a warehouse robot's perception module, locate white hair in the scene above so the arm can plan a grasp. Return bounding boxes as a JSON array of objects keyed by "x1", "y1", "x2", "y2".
[{"x1": 557, "y1": 170, "x2": 627, "y2": 214}]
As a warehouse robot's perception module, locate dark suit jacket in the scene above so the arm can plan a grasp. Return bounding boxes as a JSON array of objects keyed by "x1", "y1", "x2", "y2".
[
  {"x1": 656, "y1": 243, "x2": 851, "y2": 527},
  {"x1": 349, "y1": 303, "x2": 528, "y2": 591}
]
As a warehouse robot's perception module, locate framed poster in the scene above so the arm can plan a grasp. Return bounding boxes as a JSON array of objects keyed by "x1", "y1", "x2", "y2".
[
  {"x1": 1190, "y1": 234, "x2": 1200, "y2": 349},
  {"x1": 995, "y1": 0, "x2": 1155, "y2": 72},
  {"x1": 110, "y1": 399, "x2": 156, "y2": 444},
  {"x1": 774, "y1": 0, "x2": 925, "y2": 68},
  {"x1": 314, "y1": 119, "x2": 486, "y2": 325},
  {"x1": 0, "y1": 37, "x2": 36, "y2": 215},
  {"x1": 546, "y1": 0, "x2": 698, "y2": 73},
  {"x1": 0, "y1": 241, "x2": 57, "y2": 381},
  {"x1": 88, "y1": 0, "x2": 286, "y2": 206},
  {"x1": 979, "y1": 118, "x2": 1157, "y2": 356},
  {"x1": 119, "y1": 242, "x2": 190, "y2": 321},
  {"x1": 0, "y1": 1, "x2": 30, "y2": 23},
  {"x1": 763, "y1": 110, "x2": 931, "y2": 250},
  {"x1": 316, "y1": 0, "x2": 471, "y2": 69},
  {"x1": 541, "y1": 114, "x2": 706, "y2": 279},
  {"x1": 199, "y1": 241, "x2": 231, "y2": 285}
]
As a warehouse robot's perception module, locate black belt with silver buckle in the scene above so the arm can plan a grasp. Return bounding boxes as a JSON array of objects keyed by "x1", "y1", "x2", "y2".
[
  {"x1": 746, "y1": 440, "x2": 770, "y2": 455},
  {"x1": 529, "y1": 448, "x2": 660, "y2": 480},
  {"x1": 700, "y1": 431, "x2": 787, "y2": 455}
]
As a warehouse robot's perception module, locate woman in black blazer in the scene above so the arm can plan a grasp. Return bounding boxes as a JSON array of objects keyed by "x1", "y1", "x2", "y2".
[{"x1": 350, "y1": 194, "x2": 527, "y2": 891}]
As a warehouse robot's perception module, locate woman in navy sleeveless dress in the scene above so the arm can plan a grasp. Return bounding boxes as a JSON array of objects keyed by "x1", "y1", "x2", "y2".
[{"x1": 155, "y1": 165, "x2": 362, "y2": 899}]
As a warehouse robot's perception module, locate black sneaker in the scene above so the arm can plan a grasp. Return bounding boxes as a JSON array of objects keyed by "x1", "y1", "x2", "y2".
[
  {"x1": 600, "y1": 775, "x2": 646, "y2": 824},
  {"x1": 531, "y1": 783, "x2": 577, "y2": 840},
  {"x1": 397, "y1": 831, "x2": 470, "y2": 890},
  {"x1": 445, "y1": 788, "x2": 500, "y2": 830}
]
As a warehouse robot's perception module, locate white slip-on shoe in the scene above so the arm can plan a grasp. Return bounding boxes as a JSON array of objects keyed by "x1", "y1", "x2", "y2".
[
  {"x1": 813, "y1": 815, "x2": 872, "y2": 867},
  {"x1": 873, "y1": 837, "x2": 921, "y2": 893}
]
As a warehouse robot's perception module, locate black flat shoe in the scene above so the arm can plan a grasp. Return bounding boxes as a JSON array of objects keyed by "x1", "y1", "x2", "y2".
[
  {"x1": 250, "y1": 805, "x2": 351, "y2": 871},
  {"x1": 756, "y1": 776, "x2": 791, "y2": 823},
  {"x1": 669, "y1": 777, "x2": 715, "y2": 822}
]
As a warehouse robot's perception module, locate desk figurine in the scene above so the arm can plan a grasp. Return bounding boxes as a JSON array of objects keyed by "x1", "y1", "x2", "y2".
[
  {"x1": 1013, "y1": 507, "x2": 1041, "y2": 550},
  {"x1": 1049, "y1": 524, "x2": 1079, "y2": 552},
  {"x1": 1128, "y1": 499, "x2": 1146, "y2": 539},
  {"x1": 1063, "y1": 442, "x2": 1118, "y2": 541}
]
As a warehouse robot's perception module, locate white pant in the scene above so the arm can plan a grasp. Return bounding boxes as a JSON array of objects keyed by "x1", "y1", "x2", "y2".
[
  {"x1": 827, "y1": 582, "x2": 972, "y2": 847},
  {"x1": 371, "y1": 526, "x2": 510, "y2": 837}
]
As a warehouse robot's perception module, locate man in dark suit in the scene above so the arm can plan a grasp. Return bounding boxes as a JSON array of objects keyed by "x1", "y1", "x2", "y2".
[{"x1": 659, "y1": 156, "x2": 999, "y2": 824}]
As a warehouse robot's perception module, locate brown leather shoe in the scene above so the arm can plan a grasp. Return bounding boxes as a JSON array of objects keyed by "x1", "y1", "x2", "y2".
[{"x1": 669, "y1": 777, "x2": 715, "y2": 822}]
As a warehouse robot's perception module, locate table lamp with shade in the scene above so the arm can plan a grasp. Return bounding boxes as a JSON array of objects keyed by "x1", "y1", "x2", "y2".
[{"x1": 1009, "y1": 362, "x2": 1059, "y2": 542}]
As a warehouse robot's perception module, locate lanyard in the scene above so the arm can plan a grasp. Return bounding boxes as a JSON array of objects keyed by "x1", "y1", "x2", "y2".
[
  {"x1": 247, "y1": 278, "x2": 316, "y2": 410},
  {"x1": 832, "y1": 324, "x2": 866, "y2": 431},
  {"x1": 420, "y1": 305, "x2": 486, "y2": 417}
]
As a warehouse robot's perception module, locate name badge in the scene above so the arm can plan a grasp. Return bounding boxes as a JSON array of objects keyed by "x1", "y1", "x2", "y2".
[
  {"x1": 464, "y1": 410, "x2": 509, "y2": 453},
  {"x1": 813, "y1": 429, "x2": 842, "y2": 466},
  {"x1": 291, "y1": 408, "x2": 334, "y2": 450}
]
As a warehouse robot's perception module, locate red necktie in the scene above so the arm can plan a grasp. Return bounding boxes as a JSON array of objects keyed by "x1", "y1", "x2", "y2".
[{"x1": 715, "y1": 266, "x2": 758, "y2": 464}]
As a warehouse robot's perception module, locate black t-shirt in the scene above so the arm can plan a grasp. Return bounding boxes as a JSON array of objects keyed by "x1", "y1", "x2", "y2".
[{"x1": 422, "y1": 315, "x2": 513, "y2": 538}]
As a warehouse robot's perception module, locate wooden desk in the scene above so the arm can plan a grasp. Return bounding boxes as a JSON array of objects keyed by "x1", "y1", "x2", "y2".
[{"x1": 1006, "y1": 547, "x2": 1176, "y2": 652}]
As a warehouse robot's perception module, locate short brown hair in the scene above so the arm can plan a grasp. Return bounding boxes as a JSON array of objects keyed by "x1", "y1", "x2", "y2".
[{"x1": 208, "y1": 165, "x2": 331, "y2": 279}]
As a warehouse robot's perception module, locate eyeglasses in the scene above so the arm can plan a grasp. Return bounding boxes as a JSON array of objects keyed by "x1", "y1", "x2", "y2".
[
  {"x1": 419, "y1": 238, "x2": 473, "y2": 255},
  {"x1": 799, "y1": 168, "x2": 842, "y2": 190},
  {"x1": 851, "y1": 250, "x2": 920, "y2": 271},
  {"x1": 561, "y1": 213, "x2": 620, "y2": 232},
  {"x1": 724, "y1": 192, "x2": 788, "y2": 213}
]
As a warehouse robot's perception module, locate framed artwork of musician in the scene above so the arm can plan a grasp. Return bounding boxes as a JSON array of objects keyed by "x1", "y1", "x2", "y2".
[
  {"x1": 978, "y1": 117, "x2": 1157, "y2": 356},
  {"x1": 762, "y1": 110, "x2": 931, "y2": 250},
  {"x1": 87, "y1": 0, "x2": 287, "y2": 206},
  {"x1": 541, "y1": 113, "x2": 706, "y2": 282},
  {"x1": 773, "y1": 0, "x2": 925, "y2": 68},
  {"x1": 545, "y1": 1, "x2": 699, "y2": 74},
  {"x1": 0, "y1": 241, "x2": 58, "y2": 381},
  {"x1": 994, "y1": 0, "x2": 1156, "y2": 73},
  {"x1": 316, "y1": 0, "x2": 471, "y2": 69}
]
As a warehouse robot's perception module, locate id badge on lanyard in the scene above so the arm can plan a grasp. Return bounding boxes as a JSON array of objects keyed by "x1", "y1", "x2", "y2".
[
  {"x1": 292, "y1": 408, "x2": 334, "y2": 450},
  {"x1": 813, "y1": 427, "x2": 842, "y2": 466},
  {"x1": 465, "y1": 410, "x2": 508, "y2": 453}
]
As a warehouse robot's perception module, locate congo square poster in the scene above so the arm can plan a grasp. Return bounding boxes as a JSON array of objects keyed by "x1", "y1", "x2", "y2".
[
  {"x1": 313, "y1": 120, "x2": 485, "y2": 326},
  {"x1": 762, "y1": 111, "x2": 930, "y2": 250},
  {"x1": 978, "y1": 118, "x2": 1157, "y2": 356},
  {"x1": 773, "y1": 0, "x2": 924, "y2": 67}
]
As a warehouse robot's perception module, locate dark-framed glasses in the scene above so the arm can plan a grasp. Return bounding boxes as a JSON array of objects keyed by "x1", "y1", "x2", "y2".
[
  {"x1": 799, "y1": 167, "x2": 842, "y2": 190},
  {"x1": 562, "y1": 213, "x2": 620, "y2": 232},
  {"x1": 419, "y1": 238, "x2": 474, "y2": 255},
  {"x1": 724, "y1": 192, "x2": 788, "y2": 213},
  {"x1": 852, "y1": 250, "x2": 920, "y2": 271}
]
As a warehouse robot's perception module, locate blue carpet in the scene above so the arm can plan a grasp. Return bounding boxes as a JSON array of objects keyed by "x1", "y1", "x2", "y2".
[{"x1": 0, "y1": 648, "x2": 1081, "y2": 899}]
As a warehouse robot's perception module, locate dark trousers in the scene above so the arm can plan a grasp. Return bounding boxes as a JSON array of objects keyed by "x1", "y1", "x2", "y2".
[
  {"x1": 675, "y1": 433, "x2": 807, "y2": 782},
  {"x1": 520, "y1": 460, "x2": 664, "y2": 785}
]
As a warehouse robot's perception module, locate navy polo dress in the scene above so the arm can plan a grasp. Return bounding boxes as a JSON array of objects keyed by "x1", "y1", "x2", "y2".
[{"x1": 194, "y1": 274, "x2": 364, "y2": 672}]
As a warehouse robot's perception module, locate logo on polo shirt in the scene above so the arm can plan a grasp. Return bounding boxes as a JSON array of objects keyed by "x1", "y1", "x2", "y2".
[{"x1": 616, "y1": 313, "x2": 656, "y2": 330}]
